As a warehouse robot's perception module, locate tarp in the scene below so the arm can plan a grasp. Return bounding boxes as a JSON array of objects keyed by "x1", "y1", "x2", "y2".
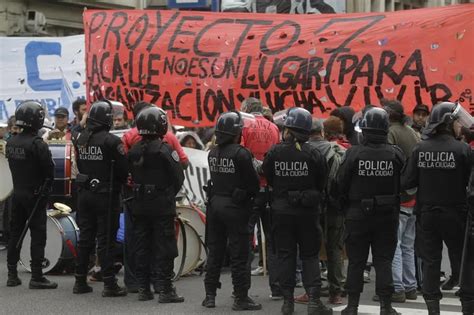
[
  {"x1": 0, "y1": 35, "x2": 86, "y2": 122},
  {"x1": 84, "y1": 5, "x2": 474, "y2": 127}
]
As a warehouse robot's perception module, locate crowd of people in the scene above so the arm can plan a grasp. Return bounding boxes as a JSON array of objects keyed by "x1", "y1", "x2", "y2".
[{"x1": 0, "y1": 97, "x2": 473, "y2": 315}]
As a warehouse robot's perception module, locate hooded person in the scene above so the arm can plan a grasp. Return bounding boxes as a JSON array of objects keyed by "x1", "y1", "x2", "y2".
[
  {"x1": 330, "y1": 107, "x2": 359, "y2": 145},
  {"x1": 176, "y1": 131, "x2": 205, "y2": 150}
]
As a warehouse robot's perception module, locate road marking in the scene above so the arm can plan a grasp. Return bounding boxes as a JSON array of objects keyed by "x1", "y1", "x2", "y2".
[
  {"x1": 332, "y1": 304, "x2": 461, "y2": 314},
  {"x1": 404, "y1": 297, "x2": 460, "y2": 306}
]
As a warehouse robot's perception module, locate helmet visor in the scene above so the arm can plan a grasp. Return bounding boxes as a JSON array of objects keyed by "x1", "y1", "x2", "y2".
[
  {"x1": 272, "y1": 109, "x2": 288, "y2": 128},
  {"x1": 110, "y1": 101, "x2": 125, "y2": 117},
  {"x1": 453, "y1": 103, "x2": 474, "y2": 129},
  {"x1": 352, "y1": 111, "x2": 363, "y2": 133}
]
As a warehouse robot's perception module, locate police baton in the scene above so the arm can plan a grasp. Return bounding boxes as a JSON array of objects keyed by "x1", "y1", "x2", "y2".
[
  {"x1": 16, "y1": 181, "x2": 48, "y2": 250},
  {"x1": 105, "y1": 160, "x2": 115, "y2": 258},
  {"x1": 459, "y1": 212, "x2": 472, "y2": 288}
]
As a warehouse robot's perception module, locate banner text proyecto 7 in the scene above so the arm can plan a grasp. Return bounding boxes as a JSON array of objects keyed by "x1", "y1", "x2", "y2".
[{"x1": 84, "y1": 5, "x2": 474, "y2": 127}]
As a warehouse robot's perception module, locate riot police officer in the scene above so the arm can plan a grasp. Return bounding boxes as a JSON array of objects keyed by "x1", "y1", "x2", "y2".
[
  {"x1": 6, "y1": 101, "x2": 57, "y2": 289},
  {"x1": 203, "y1": 111, "x2": 261, "y2": 311},
  {"x1": 128, "y1": 107, "x2": 185, "y2": 303},
  {"x1": 263, "y1": 107, "x2": 330, "y2": 315},
  {"x1": 403, "y1": 102, "x2": 473, "y2": 315},
  {"x1": 337, "y1": 108, "x2": 404, "y2": 315},
  {"x1": 466, "y1": 157, "x2": 474, "y2": 315},
  {"x1": 72, "y1": 100, "x2": 128, "y2": 297}
]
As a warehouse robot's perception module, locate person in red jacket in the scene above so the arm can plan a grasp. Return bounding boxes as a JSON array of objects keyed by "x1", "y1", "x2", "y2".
[
  {"x1": 122, "y1": 102, "x2": 189, "y2": 169},
  {"x1": 240, "y1": 97, "x2": 281, "y2": 299}
]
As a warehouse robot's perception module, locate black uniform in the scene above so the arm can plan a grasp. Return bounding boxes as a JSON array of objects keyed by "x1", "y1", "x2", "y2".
[
  {"x1": 403, "y1": 134, "x2": 472, "y2": 302},
  {"x1": 263, "y1": 141, "x2": 328, "y2": 298},
  {"x1": 337, "y1": 141, "x2": 404, "y2": 298},
  {"x1": 204, "y1": 143, "x2": 259, "y2": 298},
  {"x1": 74, "y1": 129, "x2": 128, "y2": 286},
  {"x1": 128, "y1": 138, "x2": 184, "y2": 293},
  {"x1": 6, "y1": 131, "x2": 54, "y2": 273}
]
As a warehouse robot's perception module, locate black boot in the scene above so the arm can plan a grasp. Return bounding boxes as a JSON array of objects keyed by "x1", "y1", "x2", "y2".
[
  {"x1": 138, "y1": 288, "x2": 154, "y2": 301},
  {"x1": 282, "y1": 291, "x2": 295, "y2": 315},
  {"x1": 461, "y1": 300, "x2": 474, "y2": 315},
  {"x1": 380, "y1": 296, "x2": 400, "y2": 315},
  {"x1": 158, "y1": 286, "x2": 184, "y2": 303},
  {"x1": 202, "y1": 295, "x2": 216, "y2": 308},
  {"x1": 425, "y1": 299, "x2": 440, "y2": 315},
  {"x1": 73, "y1": 274, "x2": 93, "y2": 294},
  {"x1": 232, "y1": 295, "x2": 262, "y2": 311},
  {"x1": 308, "y1": 288, "x2": 333, "y2": 315},
  {"x1": 341, "y1": 294, "x2": 359, "y2": 315},
  {"x1": 29, "y1": 267, "x2": 58, "y2": 289},
  {"x1": 102, "y1": 277, "x2": 127, "y2": 297},
  {"x1": 7, "y1": 264, "x2": 22, "y2": 287}
]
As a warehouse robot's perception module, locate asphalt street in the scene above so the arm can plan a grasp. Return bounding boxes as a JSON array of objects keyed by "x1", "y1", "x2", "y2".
[{"x1": 0, "y1": 249, "x2": 462, "y2": 315}]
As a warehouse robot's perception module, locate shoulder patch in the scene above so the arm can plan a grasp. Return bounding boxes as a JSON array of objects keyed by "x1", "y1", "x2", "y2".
[
  {"x1": 117, "y1": 143, "x2": 126, "y2": 156},
  {"x1": 171, "y1": 150, "x2": 180, "y2": 162}
]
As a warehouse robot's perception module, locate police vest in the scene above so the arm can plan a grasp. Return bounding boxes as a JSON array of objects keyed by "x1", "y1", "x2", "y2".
[
  {"x1": 208, "y1": 143, "x2": 247, "y2": 196},
  {"x1": 75, "y1": 130, "x2": 115, "y2": 181},
  {"x1": 129, "y1": 139, "x2": 177, "y2": 215},
  {"x1": 270, "y1": 142, "x2": 318, "y2": 196},
  {"x1": 348, "y1": 144, "x2": 402, "y2": 201},
  {"x1": 6, "y1": 133, "x2": 46, "y2": 189},
  {"x1": 416, "y1": 135, "x2": 471, "y2": 206}
]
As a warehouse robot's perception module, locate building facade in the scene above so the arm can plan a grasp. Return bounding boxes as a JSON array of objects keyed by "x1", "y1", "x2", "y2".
[{"x1": 0, "y1": 0, "x2": 472, "y2": 37}]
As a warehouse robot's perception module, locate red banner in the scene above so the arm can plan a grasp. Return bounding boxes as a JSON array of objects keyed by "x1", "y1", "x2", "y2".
[{"x1": 84, "y1": 5, "x2": 474, "y2": 127}]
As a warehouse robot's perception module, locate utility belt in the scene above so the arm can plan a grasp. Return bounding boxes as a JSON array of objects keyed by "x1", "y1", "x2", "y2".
[
  {"x1": 132, "y1": 184, "x2": 171, "y2": 200},
  {"x1": 76, "y1": 174, "x2": 112, "y2": 193},
  {"x1": 277, "y1": 189, "x2": 321, "y2": 208},
  {"x1": 350, "y1": 195, "x2": 399, "y2": 215},
  {"x1": 214, "y1": 188, "x2": 250, "y2": 205}
]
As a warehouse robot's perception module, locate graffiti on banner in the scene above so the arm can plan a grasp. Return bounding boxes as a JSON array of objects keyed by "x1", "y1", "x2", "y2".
[
  {"x1": 84, "y1": 5, "x2": 474, "y2": 127},
  {"x1": 182, "y1": 147, "x2": 210, "y2": 206},
  {"x1": 0, "y1": 36, "x2": 86, "y2": 122}
]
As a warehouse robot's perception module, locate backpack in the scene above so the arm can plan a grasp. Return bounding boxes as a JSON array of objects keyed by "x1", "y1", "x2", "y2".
[{"x1": 324, "y1": 142, "x2": 346, "y2": 211}]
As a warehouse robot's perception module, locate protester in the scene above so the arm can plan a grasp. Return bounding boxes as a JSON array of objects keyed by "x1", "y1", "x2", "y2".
[
  {"x1": 112, "y1": 111, "x2": 128, "y2": 130},
  {"x1": 4, "y1": 116, "x2": 21, "y2": 140},
  {"x1": 330, "y1": 107, "x2": 359, "y2": 146},
  {"x1": 373, "y1": 99, "x2": 420, "y2": 303},
  {"x1": 5, "y1": 101, "x2": 58, "y2": 289},
  {"x1": 177, "y1": 131, "x2": 205, "y2": 150},
  {"x1": 203, "y1": 111, "x2": 261, "y2": 311},
  {"x1": 128, "y1": 106, "x2": 185, "y2": 302},
  {"x1": 240, "y1": 97, "x2": 281, "y2": 299},
  {"x1": 72, "y1": 100, "x2": 128, "y2": 297},
  {"x1": 411, "y1": 104, "x2": 430, "y2": 135},
  {"x1": 402, "y1": 102, "x2": 473, "y2": 315},
  {"x1": 263, "y1": 108, "x2": 331, "y2": 315},
  {"x1": 337, "y1": 108, "x2": 404, "y2": 315},
  {"x1": 324, "y1": 116, "x2": 351, "y2": 149},
  {"x1": 42, "y1": 107, "x2": 71, "y2": 141},
  {"x1": 298, "y1": 118, "x2": 346, "y2": 306},
  {"x1": 71, "y1": 99, "x2": 87, "y2": 134}
]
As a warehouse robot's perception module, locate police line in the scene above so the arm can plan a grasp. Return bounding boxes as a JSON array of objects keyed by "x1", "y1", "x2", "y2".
[{"x1": 0, "y1": 143, "x2": 210, "y2": 207}]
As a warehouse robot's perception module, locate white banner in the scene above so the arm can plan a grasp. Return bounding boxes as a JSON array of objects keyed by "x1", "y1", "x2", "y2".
[
  {"x1": 182, "y1": 147, "x2": 210, "y2": 206},
  {"x1": 0, "y1": 35, "x2": 86, "y2": 123}
]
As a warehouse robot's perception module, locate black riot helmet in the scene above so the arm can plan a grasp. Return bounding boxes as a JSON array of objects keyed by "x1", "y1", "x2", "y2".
[
  {"x1": 284, "y1": 107, "x2": 312, "y2": 141},
  {"x1": 15, "y1": 100, "x2": 45, "y2": 131},
  {"x1": 423, "y1": 102, "x2": 457, "y2": 137},
  {"x1": 86, "y1": 100, "x2": 113, "y2": 129},
  {"x1": 359, "y1": 107, "x2": 390, "y2": 134},
  {"x1": 215, "y1": 111, "x2": 244, "y2": 145},
  {"x1": 136, "y1": 106, "x2": 168, "y2": 137}
]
